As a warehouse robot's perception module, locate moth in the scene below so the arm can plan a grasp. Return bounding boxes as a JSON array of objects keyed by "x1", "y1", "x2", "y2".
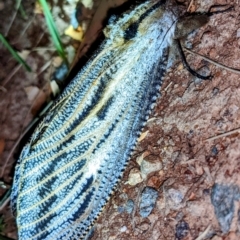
[{"x1": 11, "y1": 0, "x2": 218, "y2": 239}]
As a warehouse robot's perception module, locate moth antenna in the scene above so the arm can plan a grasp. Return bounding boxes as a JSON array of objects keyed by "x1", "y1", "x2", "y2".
[{"x1": 176, "y1": 39, "x2": 213, "y2": 80}]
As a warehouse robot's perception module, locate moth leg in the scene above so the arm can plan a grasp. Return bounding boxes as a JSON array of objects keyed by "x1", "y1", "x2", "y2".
[
  {"x1": 175, "y1": 39, "x2": 212, "y2": 80},
  {"x1": 208, "y1": 5, "x2": 234, "y2": 16},
  {"x1": 173, "y1": 4, "x2": 233, "y2": 79}
]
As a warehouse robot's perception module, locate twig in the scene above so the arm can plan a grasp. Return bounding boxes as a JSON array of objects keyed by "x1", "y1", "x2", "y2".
[
  {"x1": 12, "y1": 16, "x2": 34, "y2": 44},
  {"x1": 164, "y1": 81, "x2": 173, "y2": 91},
  {"x1": 2, "y1": 64, "x2": 21, "y2": 87},
  {"x1": 195, "y1": 225, "x2": 211, "y2": 240},
  {"x1": 183, "y1": 47, "x2": 240, "y2": 75},
  {"x1": 187, "y1": 0, "x2": 195, "y2": 12},
  {"x1": 36, "y1": 60, "x2": 52, "y2": 77},
  {"x1": 32, "y1": 47, "x2": 56, "y2": 52},
  {"x1": 4, "y1": 0, "x2": 23, "y2": 36},
  {"x1": 4, "y1": 10, "x2": 17, "y2": 37},
  {"x1": 0, "y1": 86, "x2": 7, "y2": 92},
  {"x1": 34, "y1": 30, "x2": 47, "y2": 48},
  {"x1": 205, "y1": 127, "x2": 240, "y2": 141}
]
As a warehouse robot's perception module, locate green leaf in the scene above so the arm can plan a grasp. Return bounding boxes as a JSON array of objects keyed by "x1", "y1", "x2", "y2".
[
  {"x1": 15, "y1": 0, "x2": 28, "y2": 19},
  {"x1": 0, "y1": 34, "x2": 31, "y2": 72},
  {"x1": 38, "y1": 0, "x2": 67, "y2": 63}
]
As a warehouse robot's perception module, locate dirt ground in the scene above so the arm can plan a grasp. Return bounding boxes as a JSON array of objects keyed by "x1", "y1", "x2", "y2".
[{"x1": 0, "y1": 0, "x2": 240, "y2": 239}]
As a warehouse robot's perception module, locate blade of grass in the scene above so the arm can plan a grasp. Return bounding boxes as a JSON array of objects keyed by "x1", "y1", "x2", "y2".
[
  {"x1": 15, "y1": 0, "x2": 28, "y2": 19},
  {"x1": 38, "y1": 0, "x2": 67, "y2": 63},
  {"x1": 15, "y1": 0, "x2": 21, "y2": 9},
  {"x1": 0, "y1": 34, "x2": 31, "y2": 72},
  {"x1": 18, "y1": 4, "x2": 28, "y2": 20}
]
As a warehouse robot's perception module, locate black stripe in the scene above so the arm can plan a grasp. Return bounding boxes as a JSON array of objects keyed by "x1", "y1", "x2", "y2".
[{"x1": 124, "y1": 0, "x2": 167, "y2": 40}]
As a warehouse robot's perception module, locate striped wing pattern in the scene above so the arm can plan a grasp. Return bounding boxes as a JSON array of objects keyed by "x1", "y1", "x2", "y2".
[{"x1": 11, "y1": 0, "x2": 177, "y2": 239}]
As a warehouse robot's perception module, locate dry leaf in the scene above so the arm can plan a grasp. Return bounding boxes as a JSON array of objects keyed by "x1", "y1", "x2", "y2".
[
  {"x1": 50, "y1": 80, "x2": 60, "y2": 97},
  {"x1": 34, "y1": 2, "x2": 43, "y2": 14},
  {"x1": 177, "y1": 63, "x2": 183, "y2": 71},
  {"x1": 24, "y1": 86, "x2": 40, "y2": 102},
  {"x1": 18, "y1": 50, "x2": 30, "y2": 60},
  {"x1": 65, "y1": 25, "x2": 83, "y2": 41},
  {"x1": 52, "y1": 56, "x2": 63, "y2": 68},
  {"x1": 138, "y1": 130, "x2": 149, "y2": 142},
  {"x1": 147, "y1": 117, "x2": 156, "y2": 123}
]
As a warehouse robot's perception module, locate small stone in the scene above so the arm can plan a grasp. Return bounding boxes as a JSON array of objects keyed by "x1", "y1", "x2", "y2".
[
  {"x1": 136, "y1": 151, "x2": 151, "y2": 166},
  {"x1": 108, "y1": 236, "x2": 116, "y2": 240},
  {"x1": 117, "y1": 206, "x2": 125, "y2": 213},
  {"x1": 211, "y1": 236, "x2": 222, "y2": 240},
  {"x1": 175, "y1": 212, "x2": 184, "y2": 222},
  {"x1": 212, "y1": 87, "x2": 219, "y2": 96},
  {"x1": 184, "y1": 40, "x2": 193, "y2": 49},
  {"x1": 81, "y1": 0, "x2": 94, "y2": 9},
  {"x1": 125, "y1": 199, "x2": 134, "y2": 214},
  {"x1": 209, "y1": 48, "x2": 217, "y2": 58},
  {"x1": 138, "y1": 222, "x2": 150, "y2": 231},
  {"x1": 147, "y1": 176, "x2": 162, "y2": 188},
  {"x1": 140, "y1": 159, "x2": 162, "y2": 179},
  {"x1": 211, "y1": 183, "x2": 239, "y2": 233},
  {"x1": 188, "y1": 192, "x2": 196, "y2": 201},
  {"x1": 158, "y1": 170, "x2": 164, "y2": 176},
  {"x1": 139, "y1": 187, "x2": 158, "y2": 217},
  {"x1": 70, "y1": 9, "x2": 79, "y2": 29},
  {"x1": 24, "y1": 86, "x2": 40, "y2": 102},
  {"x1": 120, "y1": 226, "x2": 127, "y2": 232},
  {"x1": 127, "y1": 168, "x2": 143, "y2": 186},
  {"x1": 52, "y1": 56, "x2": 63, "y2": 68},
  {"x1": 194, "y1": 66, "x2": 211, "y2": 84},
  {"x1": 211, "y1": 146, "x2": 218, "y2": 156},
  {"x1": 203, "y1": 188, "x2": 210, "y2": 196},
  {"x1": 175, "y1": 221, "x2": 189, "y2": 240},
  {"x1": 166, "y1": 188, "x2": 184, "y2": 210},
  {"x1": 195, "y1": 164, "x2": 204, "y2": 176},
  {"x1": 237, "y1": 28, "x2": 240, "y2": 38},
  {"x1": 53, "y1": 63, "x2": 69, "y2": 82}
]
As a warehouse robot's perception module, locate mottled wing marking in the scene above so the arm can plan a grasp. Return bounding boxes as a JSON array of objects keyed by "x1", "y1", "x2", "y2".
[{"x1": 11, "y1": 0, "x2": 177, "y2": 239}]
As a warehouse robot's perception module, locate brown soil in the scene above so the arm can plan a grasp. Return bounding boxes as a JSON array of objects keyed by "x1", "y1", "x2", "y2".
[{"x1": 0, "y1": 0, "x2": 240, "y2": 239}]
